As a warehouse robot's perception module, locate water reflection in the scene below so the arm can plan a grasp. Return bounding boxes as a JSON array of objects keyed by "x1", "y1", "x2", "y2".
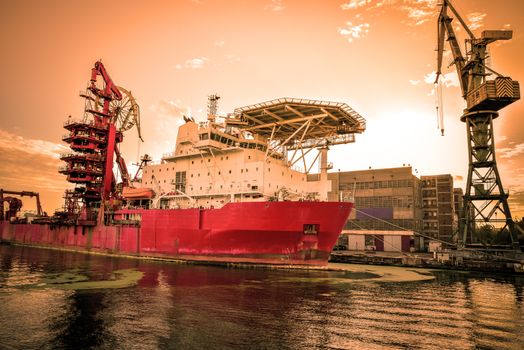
[{"x1": 1, "y1": 245, "x2": 523, "y2": 350}]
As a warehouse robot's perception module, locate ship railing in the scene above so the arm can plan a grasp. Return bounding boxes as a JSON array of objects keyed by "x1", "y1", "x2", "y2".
[
  {"x1": 64, "y1": 118, "x2": 108, "y2": 131},
  {"x1": 162, "y1": 152, "x2": 176, "y2": 159},
  {"x1": 63, "y1": 132, "x2": 106, "y2": 142},
  {"x1": 63, "y1": 118, "x2": 86, "y2": 127},
  {"x1": 60, "y1": 152, "x2": 76, "y2": 159},
  {"x1": 60, "y1": 152, "x2": 105, "y2": 162},
  {"x1": 290, "y1": 165, "x2": 304, "y2": 173}
]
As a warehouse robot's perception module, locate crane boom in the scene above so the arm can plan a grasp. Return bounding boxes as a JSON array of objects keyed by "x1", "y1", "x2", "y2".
[{"x1": 435, "y1": 0, "x2": 467, "y2": 94}]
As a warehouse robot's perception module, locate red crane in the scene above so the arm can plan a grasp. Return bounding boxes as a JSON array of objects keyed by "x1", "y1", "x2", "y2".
[
  {"x1": 0, "y1": 189, "x2": 43, "y2": 221},
  {"x1": 60, "y1": 61, "x2": 140, "y2": 224}
]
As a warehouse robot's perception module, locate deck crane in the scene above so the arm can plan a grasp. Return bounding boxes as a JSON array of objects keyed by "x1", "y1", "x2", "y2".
[{"x1": 435, "y1": 0, "x2": 521, "y2": 248}]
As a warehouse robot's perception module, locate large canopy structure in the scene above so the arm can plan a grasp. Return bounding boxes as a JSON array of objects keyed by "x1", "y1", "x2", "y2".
[{"x1": 231, "y1": 98, "x2": 366, "y2": 173}]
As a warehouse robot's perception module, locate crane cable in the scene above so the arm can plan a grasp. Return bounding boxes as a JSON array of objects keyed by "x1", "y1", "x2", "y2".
[
  {"x1": 435, "y1": 77, "x2": 444, "y2": 136},
  {"x1": 353, "y1": 208, "x2": 524, "y2": 263}
]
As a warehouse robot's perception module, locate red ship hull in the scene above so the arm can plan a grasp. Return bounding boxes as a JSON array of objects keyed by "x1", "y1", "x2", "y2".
[{"x1": 0, "y1": 201, "x2": 352, "y2": 266}]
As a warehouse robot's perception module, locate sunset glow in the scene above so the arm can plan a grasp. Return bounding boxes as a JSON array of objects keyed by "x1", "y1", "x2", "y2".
[{"x1": 1, "y1": 0, "x2": 523, "y2": 217}]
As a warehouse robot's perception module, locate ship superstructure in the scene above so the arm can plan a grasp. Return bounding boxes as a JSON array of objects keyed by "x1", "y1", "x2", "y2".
[{"x1": 140, "y1": 97, "x2": 366, "y2": 209}]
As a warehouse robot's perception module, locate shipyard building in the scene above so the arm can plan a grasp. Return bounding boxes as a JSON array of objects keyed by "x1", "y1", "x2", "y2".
[
  {"x1": 326, "y1": 168, "x2": 462, "y2": 252},
  {"x1": 327, "y1": 166, "x2": 423, "y2": 252}
]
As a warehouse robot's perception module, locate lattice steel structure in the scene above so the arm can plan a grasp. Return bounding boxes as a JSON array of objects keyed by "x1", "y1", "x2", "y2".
[
  {"x1": 233, "y1": 98, "x2": 366, "y2": 173},
  {"x1": 435, "y1": 0, "x2": 521, "y2": 247}
]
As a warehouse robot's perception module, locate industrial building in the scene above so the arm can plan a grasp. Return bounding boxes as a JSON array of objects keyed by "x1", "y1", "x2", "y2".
[
  {"x1": 325, "y1": 168, "x2": 466, "y2": 252},
  {"x1": 421, "y1": 175, "x2": 456, "y2": 244},
  {"x1": 328, "y1": 166, "x2": 423, "y2": 252}
]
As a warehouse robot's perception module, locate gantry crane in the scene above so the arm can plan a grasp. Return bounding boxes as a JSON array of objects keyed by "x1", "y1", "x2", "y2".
[
  {"x1": 435, "y1": 0, "x2": 521, "y2": 248},
  {"x1": 0, "y1": 189, "x2": 43, "y2": 221}
]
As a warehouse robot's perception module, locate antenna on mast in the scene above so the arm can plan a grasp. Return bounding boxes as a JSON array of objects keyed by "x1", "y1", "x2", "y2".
[{"x1": 207, "y1": 94, "x2": 220, "y2": 122}]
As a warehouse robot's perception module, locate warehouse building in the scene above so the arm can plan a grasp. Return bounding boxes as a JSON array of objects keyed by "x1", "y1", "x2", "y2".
[{"x1": 327, "y1": 166, "x2": 423, "y2": 252}]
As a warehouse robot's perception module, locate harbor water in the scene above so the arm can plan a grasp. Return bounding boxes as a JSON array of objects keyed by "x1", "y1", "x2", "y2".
[{"x1": 1, "y1": 244, "x2": 523, "y2": 350}]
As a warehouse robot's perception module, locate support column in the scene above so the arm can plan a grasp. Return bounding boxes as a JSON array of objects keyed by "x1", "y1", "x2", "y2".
[
  {"x1": 460, "y1": 110, "x2": 519, "y2": 248},
  {"x1": 318, "y1": 146, "x2": 331, "y2": 201}
]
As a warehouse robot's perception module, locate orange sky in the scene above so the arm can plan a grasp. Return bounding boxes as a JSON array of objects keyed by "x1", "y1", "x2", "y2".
[{"x1": 1, "y1": 0, "x2": 524, "y2": 218}]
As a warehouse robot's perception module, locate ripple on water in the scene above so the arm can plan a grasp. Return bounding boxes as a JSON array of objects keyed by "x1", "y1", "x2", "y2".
[{"x1": 0, "y1": 245, "x2": 523, "y2": 350}]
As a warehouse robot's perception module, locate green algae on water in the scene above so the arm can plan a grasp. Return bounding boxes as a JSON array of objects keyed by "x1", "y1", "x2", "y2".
[{"x1": 27, "y1": 269, "x2": 144, "y2": 290}]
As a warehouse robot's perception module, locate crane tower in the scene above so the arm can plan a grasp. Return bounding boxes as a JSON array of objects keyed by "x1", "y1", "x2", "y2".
[{"x1": 435, "y1": 0, "x2": 521, "y2": 248}]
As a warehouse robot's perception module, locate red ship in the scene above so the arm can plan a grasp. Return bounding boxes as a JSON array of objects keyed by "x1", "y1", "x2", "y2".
[{"x1": 0, "y1": 62, "x2": 365, "y2": 266}]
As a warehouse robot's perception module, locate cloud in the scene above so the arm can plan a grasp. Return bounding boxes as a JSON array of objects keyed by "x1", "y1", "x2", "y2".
[
  {"x1": 149, "y1": 99, "x2": 191, "y2": 120},
  {"x1": 214, "y1": 40, "x2": 225, "y2": 47},
  {"x1": 508, "y1": 190, "x2": 524, "y2": 219},
  {"x1": 403, "y1": 6, "x2": 433, "y2": 26},
  {"x1": 338, "y1": 21, "x2": 370, "y2": 42},
  {"x1": 341, "y1": 0, "x2": 371, "y2": 10},
  {"x1": 0, "y1": 129, "x2": 68, "y2": 159},
  {"x1": 266, "y1": 0, "x2": 285, "y2": 12},
  {"x1": 467, "y1": 12, "x2": 486, "y2": 31},
  {"x1": 224, "y1": 53, "x2": 241, "y2": 63},
  {"x1": 340, "y1": 0, "x2": 438, "y2": 26},
  {"x1": 424, "y1": 71, "x2": 460, "y2": 88},
  {"x1": 146, "y1": 99, "x2": 192, "y2": 159},
  {"x1": 409, "y1": 79, "x2": 420, "y2": 86},
  {"x1": 497, "y1": 135, "x2": 508, "y2": 144},
  {"x1": 175, "y1": 57, "x2": 209, "y2": 70},
  {"x1": 0, "y1": 129, "x2": 71, "y2": 211},
  {"x1": 498, "y1": 143, "x2": 524, "y2": 159}
]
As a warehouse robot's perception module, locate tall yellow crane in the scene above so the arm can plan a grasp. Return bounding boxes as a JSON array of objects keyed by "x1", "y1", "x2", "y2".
[{"x1": 435, "y1": 0, "x2": 521, "y2": 248}]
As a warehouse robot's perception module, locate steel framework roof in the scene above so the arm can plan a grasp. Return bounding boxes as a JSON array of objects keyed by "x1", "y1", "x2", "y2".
[{"x1": 233, "y1": 98, "x2": 366, "y2": 142}]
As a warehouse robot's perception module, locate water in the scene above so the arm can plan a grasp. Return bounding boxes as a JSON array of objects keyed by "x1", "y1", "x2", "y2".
[{"x1": 1, "y1": 245, "x2": 523, "y2": 350}]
